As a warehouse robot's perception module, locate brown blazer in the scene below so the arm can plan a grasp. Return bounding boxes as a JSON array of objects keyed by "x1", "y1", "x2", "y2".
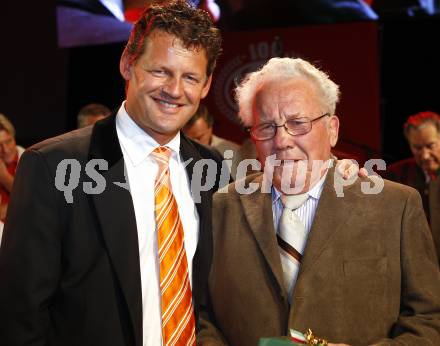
[
  {"x1": 198, "y1": 168, "x2": 440, "y2": 346},
  {"x1": 384, "y1": 158, "x2": 440, "y2": 265}
]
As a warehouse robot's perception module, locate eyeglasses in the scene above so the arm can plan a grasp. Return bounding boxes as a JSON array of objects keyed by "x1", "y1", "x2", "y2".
[{"x1": 246, "y1": 113, "x2": 330, "y2": 141}]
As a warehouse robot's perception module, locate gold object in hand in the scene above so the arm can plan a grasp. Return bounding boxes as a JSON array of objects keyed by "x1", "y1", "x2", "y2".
[{"x1": 304, "y1": 329, "x2": 328, "y2": 346}]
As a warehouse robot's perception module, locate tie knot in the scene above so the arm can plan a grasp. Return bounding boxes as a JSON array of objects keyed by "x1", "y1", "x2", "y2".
[
  {"x1": 282, "y1": 193, "x2": 308, "y2": 210},
  {"x1": 151, "y1": 146, "x2": 172, "y2": 169}
]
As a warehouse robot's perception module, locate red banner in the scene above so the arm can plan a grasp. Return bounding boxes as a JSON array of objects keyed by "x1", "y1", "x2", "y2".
[{"x1": 205, "y1": 21, "x2": 381, "y2": 163}]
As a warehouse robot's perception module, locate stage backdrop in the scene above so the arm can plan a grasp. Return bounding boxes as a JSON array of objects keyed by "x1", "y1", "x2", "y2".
[{"x1": 205, "y1": 21, "x2": 381, "y2": 163}]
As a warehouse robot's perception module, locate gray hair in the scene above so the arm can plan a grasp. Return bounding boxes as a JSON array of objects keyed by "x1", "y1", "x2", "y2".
[{"x1": 235, "y1": 57, "x2": 340, "y2": 126}]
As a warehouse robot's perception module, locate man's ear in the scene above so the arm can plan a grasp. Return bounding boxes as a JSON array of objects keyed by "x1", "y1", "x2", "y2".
[
  {"x1": 120, "y1": 50, "x2": 132, "y2": 81},
  {"x1": 201, "y1": 74, "x2": 213, "y2": 99},
  {"x1": 328, "y1": 115, "x2": 340, "y2": 147}
]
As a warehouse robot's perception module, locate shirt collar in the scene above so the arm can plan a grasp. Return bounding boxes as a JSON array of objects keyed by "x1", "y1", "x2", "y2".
[
  {"x1": 422, "y1": 168, "x2": 440, "y2": 183},
  {"x1": 272, "y1": 170, "x2": 328, "y2": 206},
  {"x1": 423, "y1": 170, "x2": 431, "y2": 183},
  {"x1": 115, "y1": 102, "x2": 181, "y2": 166}
]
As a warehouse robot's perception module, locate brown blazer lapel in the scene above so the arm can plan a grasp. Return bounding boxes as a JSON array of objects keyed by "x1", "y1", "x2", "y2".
[
  {"x1": 89, "y1": 116, "x2": 143, "y2": 346},
  {"x1": 297, "y1": 167, "x2": 357, "y2": 278},
  {"x1": 239, "y1": 174, "x2": 288, "y2": 302}
]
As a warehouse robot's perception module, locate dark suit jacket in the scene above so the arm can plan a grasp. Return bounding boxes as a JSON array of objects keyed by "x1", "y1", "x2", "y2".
[
  {"x1": 385, "y1": 158, "x2": 440, "y2": 265},
  {"x1": 0, "y1": 114, "x2": 224, "y2": 346},
  {"x1": 198, "y1": 168, "x2": 440, "y2": 346}
]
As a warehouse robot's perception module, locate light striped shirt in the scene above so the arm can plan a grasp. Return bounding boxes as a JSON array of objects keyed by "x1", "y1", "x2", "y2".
[{"x1": 272, "y1": 172, "x2": 328, "y2": 236}]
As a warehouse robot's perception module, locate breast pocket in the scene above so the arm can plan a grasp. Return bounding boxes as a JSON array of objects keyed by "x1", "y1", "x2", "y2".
[{"x1": 343, "y1": 257, "x2": 388, "y2": 277}]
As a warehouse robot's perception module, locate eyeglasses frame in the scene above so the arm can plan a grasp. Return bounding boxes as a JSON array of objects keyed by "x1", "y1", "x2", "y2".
[{"x1": 245, "y1": 113, "x2": 330, "y2": 141}]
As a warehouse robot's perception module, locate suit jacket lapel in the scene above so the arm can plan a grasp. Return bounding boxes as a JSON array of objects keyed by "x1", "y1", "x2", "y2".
[
  {"x1": 179, "y1": 135, "x2": 213, "y2": 323},
  {"x1": 239, "y1": 174, "x2": 288, "y2": 303},
  {"x1": 298, "y1": 167, "x2": 356, "y2": 276},
  {"x1": 179, "y1": 135, "x2": 207, "y2": 234},
  {"x1": 89, "y1": 114, "x2": 143, "y2": 346}
]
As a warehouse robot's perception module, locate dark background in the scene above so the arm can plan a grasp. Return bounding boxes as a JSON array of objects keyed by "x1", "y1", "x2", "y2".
[{"x1": 1, "y1": 0, "x2": 439, "y2": 164}]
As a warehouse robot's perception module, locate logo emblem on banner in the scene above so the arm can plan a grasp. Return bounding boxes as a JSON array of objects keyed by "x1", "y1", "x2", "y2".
[{"x1": 212, "y1": 36, "x2": 286, "y2": 124}]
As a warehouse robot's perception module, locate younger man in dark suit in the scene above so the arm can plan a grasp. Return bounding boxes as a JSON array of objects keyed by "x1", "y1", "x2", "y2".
[{"x1": 0, "y1": 1, "x2": 223, "y2": 345}]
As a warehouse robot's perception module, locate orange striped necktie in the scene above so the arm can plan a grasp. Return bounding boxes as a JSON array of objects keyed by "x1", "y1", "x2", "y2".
[{"x1": 152, "y1": 146, "x2": 196, "y2": 346}]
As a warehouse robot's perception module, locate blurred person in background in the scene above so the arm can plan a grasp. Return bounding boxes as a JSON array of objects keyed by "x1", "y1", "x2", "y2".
[
  {"x1": 183, "y1": 104, "x2": 242, "y2": 179},
  {"x1": 385, "y1": 110, "x2": 440, "y2": 264},
  {"x1": 77, "y1": 102, "x2": 112, "y2": 128},
  {"x1": 0, "y1": 114, "x2": 25, "y2": 222}
]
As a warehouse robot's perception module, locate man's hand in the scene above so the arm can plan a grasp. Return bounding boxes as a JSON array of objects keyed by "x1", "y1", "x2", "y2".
[{"x1": 336, "y1": 159, "x2": 368, "y2": 180}]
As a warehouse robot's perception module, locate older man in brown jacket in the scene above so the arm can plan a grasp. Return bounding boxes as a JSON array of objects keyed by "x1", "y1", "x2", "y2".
[{"x1": 198, "y1": 57, "x2": 440, "y2": 346}]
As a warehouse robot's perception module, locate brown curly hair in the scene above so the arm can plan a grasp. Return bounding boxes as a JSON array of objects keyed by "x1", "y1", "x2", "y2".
[{"x1": 125, "y1": 0, "x2": 222, "y2": 77}]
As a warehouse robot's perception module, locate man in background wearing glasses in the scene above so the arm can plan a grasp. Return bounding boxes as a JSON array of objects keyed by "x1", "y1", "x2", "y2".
[{"x1": 197, "y1": 57, "x2": 440, "y2": 346}]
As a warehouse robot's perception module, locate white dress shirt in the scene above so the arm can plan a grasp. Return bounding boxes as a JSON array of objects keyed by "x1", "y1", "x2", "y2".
[{"x1": 116, "y1": 103, "x2": 199, "y2": 346}]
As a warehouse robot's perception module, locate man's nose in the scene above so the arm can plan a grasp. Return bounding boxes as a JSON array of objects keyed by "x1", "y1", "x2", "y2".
[
  {"x1": 420, "y1": 147, "x2": 431, "y2": 160},
  {"x1": 162, "y1": 77, "x2": 183, "y2": 98},
  {"x1": 273, "y1": 125, "x2": 295, "y2": 150}
]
